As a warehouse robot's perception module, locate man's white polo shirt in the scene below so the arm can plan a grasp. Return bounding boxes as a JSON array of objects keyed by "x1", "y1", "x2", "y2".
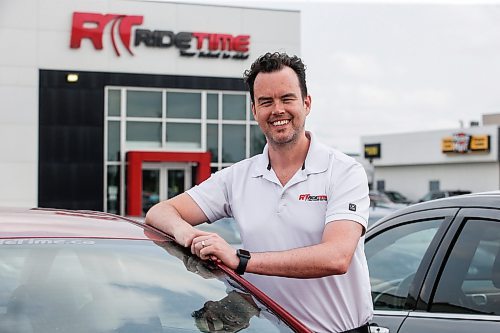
[{"x1": 187, "y1": 131, "x2": 373, "y2": 333}]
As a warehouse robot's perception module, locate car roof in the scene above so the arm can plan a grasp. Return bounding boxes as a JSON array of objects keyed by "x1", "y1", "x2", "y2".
[
  {"x1": 371, "y1": 191, "x2": 500, "y2": 227},
  {"x1": 0, "y1": 207, "x2": 167, "y2": 241}
]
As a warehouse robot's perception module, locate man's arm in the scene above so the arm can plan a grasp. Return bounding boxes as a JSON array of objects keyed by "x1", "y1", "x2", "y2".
[
  {"x1": 145, "y1": 193, "x2": 212, "y2": 247},
  {"x1": 192, "y1": 219, "x2": 364, "y2": 279}
]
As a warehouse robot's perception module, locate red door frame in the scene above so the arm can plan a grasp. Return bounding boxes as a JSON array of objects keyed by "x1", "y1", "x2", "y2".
[{"x1": 126, "y1": 151, "x2": 211, "y2": 216}]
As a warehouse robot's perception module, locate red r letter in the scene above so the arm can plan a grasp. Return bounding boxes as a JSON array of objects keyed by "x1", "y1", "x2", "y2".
[{"x1": 70, "y1": 12, "x2": 117, "y2": 49}]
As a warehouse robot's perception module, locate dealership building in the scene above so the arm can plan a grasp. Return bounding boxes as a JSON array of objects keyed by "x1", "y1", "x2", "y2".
[
  {"x1": 1, "y1": 0, "x2": 300, "y2": 216},
  {"x1": 361, "y1": 114, "x2": 500, "y2": 202}
]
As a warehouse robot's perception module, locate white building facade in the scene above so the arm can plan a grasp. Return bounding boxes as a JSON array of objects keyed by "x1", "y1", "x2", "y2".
[
  {"x1": 361, "y1": 124, "x2": 499, "y2": 202},
  {"x1": 0, "y1": 0, "x2": 300, "y2": 215}
]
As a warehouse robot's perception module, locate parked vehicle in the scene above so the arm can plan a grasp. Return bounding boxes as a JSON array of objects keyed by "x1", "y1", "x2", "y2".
[
  {"x1": 368, "y1": 205, "x2": 399, "y2": 227},
  {"x1": 365, "y1": 191, "x2": 500, "y2": 333},
  {"x1": 382, "y1": 190, "x2": 413, "y2": 205},
  {"x1": 0, "y1": 208, "x2": 311, "y2": 333},
  {"x1": 369, "y1": 190, "x2": 407, "y2": 209},
  {"x1": 196, "y1": 217, "x2": 242, "y2": 247},
  {"x1": 418, "y1": 189, "x2": 471, "y2": 202}
]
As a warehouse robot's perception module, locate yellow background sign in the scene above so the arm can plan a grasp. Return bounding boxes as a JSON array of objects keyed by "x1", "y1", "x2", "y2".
[{"x1": 442, "y1": 134, "x2": 490, "y2": 153}]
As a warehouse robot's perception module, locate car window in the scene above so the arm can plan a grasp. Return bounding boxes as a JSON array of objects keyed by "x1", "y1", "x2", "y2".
[
  {"x1": 0, "y1": 239, "x2": 293, "y2": 333},
  {"x1": 431, "y1": 192, "x2": 446, "y2": 200},
  {"x1": 370, "y1": 192, "x2": 394, "y2": 206},
  {"x1": 430, "y1": 219, "x2": 500, "y2": 316},
  {"x1": 366, "y1": 219, "x2": 442, "y2": 310}
]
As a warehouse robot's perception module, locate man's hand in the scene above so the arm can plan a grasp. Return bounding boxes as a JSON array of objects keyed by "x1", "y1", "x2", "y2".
[
  {"x1": 172, "y1": 225, "x2": 211, "y2": 248},
  {"x1": 191, "y1": 232, "x2": 239, "y2": 270}
]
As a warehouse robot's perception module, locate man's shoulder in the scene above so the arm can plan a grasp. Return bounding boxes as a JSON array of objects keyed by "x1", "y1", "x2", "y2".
[
  {"x1": 320, "y1": 144, "x2": 361, "y2": 169},
  {"x1": 306, "y1": 132, "x2": 362, "y2": 174},
  {"x1": 330, "y1": 148, "x2": 359, "y2": 165}
]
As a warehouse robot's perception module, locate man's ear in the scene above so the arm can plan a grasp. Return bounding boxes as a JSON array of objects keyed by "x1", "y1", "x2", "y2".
[
  {"x1": 304, "y1": 95, "x2": 312, "y2": 115},
  {"x1": 251, "y1": 103, "x2": 257, "y2": 119}
]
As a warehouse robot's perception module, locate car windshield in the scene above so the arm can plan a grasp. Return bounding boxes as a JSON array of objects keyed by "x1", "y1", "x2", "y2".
[
  {"x1": 386, "y1": 192, "x2": 405, "y2": 201},
  {"x1": 370, "y1": 192, "x2": 397, "y2": 206},
  {"x1": 0, "y1": 238, "x2": 293, "y2": 333}
]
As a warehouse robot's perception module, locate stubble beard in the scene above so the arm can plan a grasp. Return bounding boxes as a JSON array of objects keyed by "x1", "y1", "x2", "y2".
[{"x1": 265, "y1": 121, "x2": 305, "y2": 149}]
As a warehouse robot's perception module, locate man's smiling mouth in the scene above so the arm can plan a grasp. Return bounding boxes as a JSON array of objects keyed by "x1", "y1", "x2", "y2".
[{"x1": 271, "y1": 120, "x2": 290, "y2": 126}]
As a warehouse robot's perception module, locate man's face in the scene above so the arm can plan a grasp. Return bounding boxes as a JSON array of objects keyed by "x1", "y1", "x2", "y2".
[{"x1": 251, "y1": 66, "x2": 311, "y2": 147}]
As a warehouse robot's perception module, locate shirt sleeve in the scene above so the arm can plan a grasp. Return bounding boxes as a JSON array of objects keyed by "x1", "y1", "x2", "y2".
[
  {"x1": 186, "y1": 168, "x2": 233, "y2": 223},
  {"x1": 325, "y1": 160, "x2": 370, "y2": 230}
]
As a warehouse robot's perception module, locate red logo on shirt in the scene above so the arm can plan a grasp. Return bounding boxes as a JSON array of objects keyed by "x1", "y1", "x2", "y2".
[{"x1": 298, "y1": 194, "x2": 327, "y2": 201}]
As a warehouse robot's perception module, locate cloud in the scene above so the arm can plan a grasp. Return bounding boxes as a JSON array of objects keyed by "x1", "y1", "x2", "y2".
[
  {"x1": 328, "y1": 52, "x2": 384, "y2": 79},
  {"x1": 400, "y1": 89, "x2": 451, "y2": 108}
]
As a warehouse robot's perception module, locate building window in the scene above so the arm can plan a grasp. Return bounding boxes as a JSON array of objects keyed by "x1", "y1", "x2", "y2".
[
  {"x1": 126, "y1": 121, "x2": 162, "y2": 148},
  {"x1": 222, "y1": 124, "x2": 246, "y2": 163},
  {"x1": 207, "y1": 124, "x2": 218, "y2": 162},
  {"x1": 376, "y1": 180, "x2": 385, "y2": 191},
  {"x1": 165, "y1": 123, "x2": 201, "y2": 149},
  {"x1": 223, "y1": 94, "x2": 246, "y2": 120},
  {"x1": 104, "y1": 87, "x2": 265, "y2": 215},
  {"x1": 127, "y1": 90, "x2": 162, "y2": 117},
  {"x1": 107, "y1": 89, "x2": 121, "y2": 117},
  {"x1": 107, "y1": 121, "x2": 120, "y2": 161},
  {"x1": 250, "y1": 124, "x2": 266, "y2": 157},
  {"x1": 207, "y1": 93, "x2": 218, "y2": 119},
  {"x1": 106, "y1": 166, "x2": 120, "y2": 215},
  {"x1": 167, "y1": 92, "x2": 201, "y2": 119},
  {"x1": 429, "y1": 180, "x2": 440, "y2": 192}
]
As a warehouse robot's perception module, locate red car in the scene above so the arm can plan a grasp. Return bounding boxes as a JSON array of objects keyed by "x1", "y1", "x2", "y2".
[{"x1": 0, "y1": 207, "x2": 311, "y2": 333}]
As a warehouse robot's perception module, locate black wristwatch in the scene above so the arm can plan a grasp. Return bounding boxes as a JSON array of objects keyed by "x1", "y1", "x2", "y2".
[{"x1": 235, "y1": 249, "x2": 251, "y2": 275}]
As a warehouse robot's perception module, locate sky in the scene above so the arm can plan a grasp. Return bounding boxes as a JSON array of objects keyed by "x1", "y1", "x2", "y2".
[{"x1": 166, "y1": 0, "x2": 500, "y2": 153}]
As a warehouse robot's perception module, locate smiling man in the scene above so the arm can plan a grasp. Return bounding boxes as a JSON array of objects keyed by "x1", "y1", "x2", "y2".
[{"x1": 146, "y1": 52, "x2": 372, "y2": 333}]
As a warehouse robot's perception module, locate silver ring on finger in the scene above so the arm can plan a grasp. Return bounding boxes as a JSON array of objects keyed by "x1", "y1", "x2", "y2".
[{"x1": 201, "y1": 240, "x2": 206, "y2": 248}]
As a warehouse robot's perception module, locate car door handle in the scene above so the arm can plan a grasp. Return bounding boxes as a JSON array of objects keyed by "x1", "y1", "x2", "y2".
[{"x1": 369, "y1": 324, "x2": 390, "y2": 333}]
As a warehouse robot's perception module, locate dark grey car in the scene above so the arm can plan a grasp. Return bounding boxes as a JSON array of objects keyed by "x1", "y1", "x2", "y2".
[{"x1": 366, "y1": 191, "x2": 500, "y2": 333}]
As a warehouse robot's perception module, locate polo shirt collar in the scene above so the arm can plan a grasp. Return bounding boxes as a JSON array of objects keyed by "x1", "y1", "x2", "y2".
[
  {"x1": 251, "y1": 131, "x2": 330, "y2": 178},
  {"x1": 251, "y1": 145, "x2": 271, "y2": 177},
  {"x1": 303, "y1": 131, "x2": 330, "y2": 174}
]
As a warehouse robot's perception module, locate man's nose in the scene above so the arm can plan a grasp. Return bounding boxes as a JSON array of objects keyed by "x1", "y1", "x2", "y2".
[{"x1": 271, "y1": 100, "x2": 285, "y2": 115}]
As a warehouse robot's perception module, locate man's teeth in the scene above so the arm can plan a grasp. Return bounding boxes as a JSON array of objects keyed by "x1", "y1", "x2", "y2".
[{"x1": 272, "y1": 120, "x2": 289, "y2": 126}]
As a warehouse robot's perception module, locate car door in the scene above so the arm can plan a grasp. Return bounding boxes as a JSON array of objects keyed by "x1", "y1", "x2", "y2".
[
  {"x1": 399, "y1": 208, "x2": 500, "y2": 333},
  {"x1": 365, "y1": 208, "x2": 458, "y2": 333}
]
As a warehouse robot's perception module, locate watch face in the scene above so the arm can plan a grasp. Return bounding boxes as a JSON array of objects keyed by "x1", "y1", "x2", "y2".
[{"x1": 237, "y1": 249, "x2": 251, "y2": 259}]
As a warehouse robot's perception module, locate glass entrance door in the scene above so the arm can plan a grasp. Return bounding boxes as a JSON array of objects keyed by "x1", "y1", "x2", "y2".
[{"x1": 142, "y1": 163, "x2": 192, "y2": 215}]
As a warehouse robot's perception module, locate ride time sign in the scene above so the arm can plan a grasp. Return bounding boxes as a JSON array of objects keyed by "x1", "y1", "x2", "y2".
[{"x1": 70, "y1": 12, "x2": 250, "y2": 59}]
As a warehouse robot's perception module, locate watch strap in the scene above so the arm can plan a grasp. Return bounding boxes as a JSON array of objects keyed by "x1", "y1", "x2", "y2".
[{"x1": 235, "y1": 249, "x2": 250, "y2": 275}]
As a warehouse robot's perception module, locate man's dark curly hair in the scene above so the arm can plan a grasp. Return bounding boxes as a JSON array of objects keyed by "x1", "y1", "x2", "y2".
[{"x1": 244, "y1": 52, "x2": 308, "y2": 103}]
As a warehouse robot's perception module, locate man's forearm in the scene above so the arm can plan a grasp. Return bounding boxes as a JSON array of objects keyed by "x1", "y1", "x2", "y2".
[
  {"x1": 244, "y1": 221, "x2": 362, "y2": 278},
  {"x1": 245, "y1": 243, "x2": 351, "y2": 278},
  {"x1": 145, "y1": 200, "x2": 201, "y2": 246},
  {"x1": 145, "y1": 192, "x2": 211, "y2": 246},
  {"x1": 194, "y1": 220, "x2": 363, "y2": 279}
]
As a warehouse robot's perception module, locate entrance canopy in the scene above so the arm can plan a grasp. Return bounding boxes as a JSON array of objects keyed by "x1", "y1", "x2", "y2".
[{"x1": 127, "y1": 151, "x2": 211, "y2": 216}]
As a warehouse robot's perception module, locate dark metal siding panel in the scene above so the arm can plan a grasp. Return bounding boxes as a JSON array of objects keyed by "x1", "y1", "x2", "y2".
[
  {"x1": 103, "y1": 72, "x2": 247, "y2": 91},
  {"x1": 39, "y1": 70, "x2": 105, "y2": 210}
]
